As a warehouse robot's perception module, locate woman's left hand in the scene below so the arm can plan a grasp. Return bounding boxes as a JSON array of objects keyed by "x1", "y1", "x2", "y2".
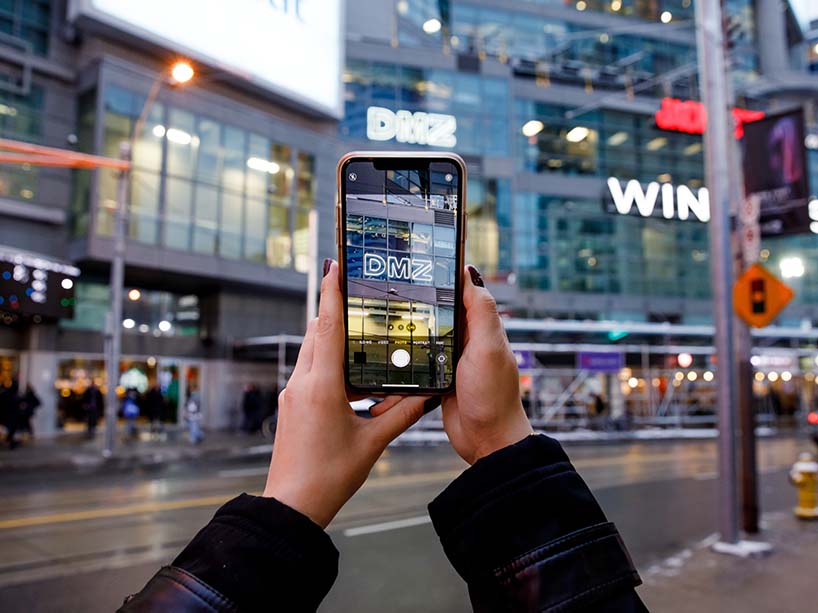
[{"x1": 263, "y1": 260, "x2": 427, "y2": 528}]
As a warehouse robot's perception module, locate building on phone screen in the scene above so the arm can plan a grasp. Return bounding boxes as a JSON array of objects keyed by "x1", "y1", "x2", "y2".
[
  {"x1": 0, "y1": 0, "x2": 816, "y2": 436},
  {"x1": 345, "y1": 167, "x2": 458, "y2": 388}
]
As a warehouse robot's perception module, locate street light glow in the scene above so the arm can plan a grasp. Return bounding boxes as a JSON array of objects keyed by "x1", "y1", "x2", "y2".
[
  {"x1": 128, "y1": 289, "x2": 141, "y2": 301},
  {"x1": 660, "y1": 11, "x2": 672, "y2": 23},
  {"x1": 170, "y1": 61, "x2": 195, "y2": 84},
  {"x1": 677, "y1": 352, "x2": 693, "y2": 368},
  {"x1": 61, "y1": 278, "x2": 73, "y2": 290},
  {"x1": 158, "y1": 320, "x2": 172, "y2": 332},
  {"x1": 422, "y1": 18, "x2": 441, "y2": 34},
  {"x1": 522, "y1": 120, "x2": 545, "y2": 137},
  {"x1": 779, "y1": 256, "x2": 805, "y2": 279},
  {"x1": 565, "y1": 126, "x2": 590, "y2": 143},
  {"x1": 122, "y1": 318, "x2": 135, "y2": 329}
]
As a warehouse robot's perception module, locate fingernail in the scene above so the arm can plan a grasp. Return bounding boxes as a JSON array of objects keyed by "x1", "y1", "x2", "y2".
[
  {"x1": 368, "y1": 399, "x2": 383, "y2": 416},
  {"x1": 467, "y1": 265, "x2": 484, "y2": 288},
  {"x1": 322, "y1": 258, "x2": 333, "y2": 277},
  {"x1": 423, "y1": 397, "x2": 440, "y2": 414}
]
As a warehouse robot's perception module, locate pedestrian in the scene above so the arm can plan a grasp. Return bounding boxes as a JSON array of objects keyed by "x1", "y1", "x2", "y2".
[
  {"x1": 185, "y1": 391, "x2": 204, "y2": 445},
  {"x1": 18, "y1": 384, "x2": 40, "y2": 438},
  {"x1": 82, "y1": 381, "x2": 103, "y2": 438},
  {"x1": 143, "y1": 383, "x2": 164, "y2": 436},
  {"x1": 122, "y1": 262, "x2": 644, "y2": 611},
  {"x1": 241, "y1": 383, "x2": 262, "y2": 433},
  {"x1": 0, "y1": 379, "x2": 20, "y2": 449},
  {"x1": 122, "y1": 388, "x2": 140, "y2": 441}
]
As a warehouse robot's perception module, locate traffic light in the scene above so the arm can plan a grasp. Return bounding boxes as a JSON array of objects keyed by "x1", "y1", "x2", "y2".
[{"x1": 751, "y1": 279, "x2": 765, "y2": 314}]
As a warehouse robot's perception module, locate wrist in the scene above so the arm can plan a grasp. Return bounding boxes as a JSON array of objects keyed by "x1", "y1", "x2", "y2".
[
  {"x1": 263, "y1": 479, "x2": 335, "y2": 529},
  {"x1": 471, "y1": 417, "x2": 534, "y2": 464}
]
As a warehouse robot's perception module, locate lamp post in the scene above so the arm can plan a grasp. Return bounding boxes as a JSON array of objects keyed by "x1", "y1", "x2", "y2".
[{"x1": 103, "y1": 61, "x2": 194, "y2": 457}]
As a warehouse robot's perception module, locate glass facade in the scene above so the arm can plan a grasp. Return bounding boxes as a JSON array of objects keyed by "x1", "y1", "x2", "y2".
[
  {"x1": 0, "y1": 83, "x2": 43, "y2": 202},
  {"x1": 61, "y1": 282, "x2": 200, "y2": 336},
  {"x1": 341, "y1": 60, "x2": 509, "y2": 157},
  {"x1": 451, "y1": 4, "x2": 698, "y2": 98},
  {"x1": 518, "y1": 0, "x2": 693, "y2": 23},
  {"x1": 97, "y1": 85, "x2": 316, "y2": 271},
  {"x1": 515, "y1": 100, "x2": 705, "y2": 186},
  {"x1": 513, "y1": 194, "x2": 710, "y2": 297},
  {"x1": 0, "y1": 0, "x2": 51, "y2": 56}
]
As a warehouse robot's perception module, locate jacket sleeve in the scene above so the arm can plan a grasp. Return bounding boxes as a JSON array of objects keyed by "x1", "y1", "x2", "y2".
[
  {"x1": 428, "y1": 434, "x2": 647, "y2": 612},
  {"x1": 119, "y1": 494, "x2": 339, "y2": 613}
]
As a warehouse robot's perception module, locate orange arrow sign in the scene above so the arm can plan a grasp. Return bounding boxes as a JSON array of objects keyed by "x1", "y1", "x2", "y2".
[{"x1": 733, "y1": 263, "x2": 794, "y2": 328}]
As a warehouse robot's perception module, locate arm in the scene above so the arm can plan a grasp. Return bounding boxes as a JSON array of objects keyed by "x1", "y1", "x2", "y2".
[
  {"x1": 121, "y1": 260, "x2": 427, "y2": 612},
  {"x1": 423, "y1": 265, "x2": 645, "y2": 612},
  {"x1": 429, "y1": 435, "x2": 645, "y2": 612}
]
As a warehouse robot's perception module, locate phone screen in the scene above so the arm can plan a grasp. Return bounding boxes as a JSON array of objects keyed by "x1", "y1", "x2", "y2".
[{"x1": 340, "y1": 157, "x2": 463, "y2": 391}]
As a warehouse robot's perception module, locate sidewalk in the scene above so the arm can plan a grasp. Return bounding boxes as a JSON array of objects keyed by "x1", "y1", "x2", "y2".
[
  {"x1": 0, "y1": 423, "x2": 789, "y2": 475},
  {"x1": 0, "y1": 428, "x2": 273, "y2": 474},
  {"x1": 640, "y1": 511, "x2": 818, "y2": 612}
]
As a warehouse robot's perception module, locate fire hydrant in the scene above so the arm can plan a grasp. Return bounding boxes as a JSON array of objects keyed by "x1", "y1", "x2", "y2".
[{"x1": 789, "y1": 452, "x2": 818, "y2": 520}]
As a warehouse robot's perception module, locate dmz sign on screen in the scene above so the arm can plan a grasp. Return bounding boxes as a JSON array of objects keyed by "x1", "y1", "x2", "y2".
[{"x1": 363, "y1": 253, "x2": 433, "y2": 284}]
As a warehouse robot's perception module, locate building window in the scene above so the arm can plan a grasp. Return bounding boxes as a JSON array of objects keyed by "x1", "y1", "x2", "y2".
[
  {"x1": 61, "y1": 282, "x2": 200, "y2": 337},
  {"x1": 0, "y1": 83, "x2": 44, "y2": 202},
  {"x1": 515, "y1": 100, "x2": 705, "y2": 186},
  {"x1": 512, "y1": 194, "x2": 710, "y2": 298},
  {"x1": 96, "y1": 85, "x2": 317, "y2": 270},
  {"x1": 341, "y1": 60, "x2": 509, "y2": 157},
  {"x1": 0, "y1": 0, "x2": 51, "y2": 56}
]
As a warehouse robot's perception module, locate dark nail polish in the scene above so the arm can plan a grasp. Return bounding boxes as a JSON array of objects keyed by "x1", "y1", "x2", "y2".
[
  {"x1": 467, "y1": 265, "x2": 484, "y2": 288},
  {"x1": 322, "y1": 258, "x2": 332, "y2": 277},
  {"x1": 423, "y1": 397, "x2": 440, "y2": 414}
]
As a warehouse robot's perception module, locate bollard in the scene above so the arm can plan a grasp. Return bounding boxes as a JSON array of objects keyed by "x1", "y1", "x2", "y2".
[{"x1": 788, "y1": 452, "x2": 818, "y2": 520}]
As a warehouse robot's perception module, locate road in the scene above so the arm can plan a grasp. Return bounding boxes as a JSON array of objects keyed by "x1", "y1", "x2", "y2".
[{"x1": 0, "y1": 435, "x2": 806, "y2": 612}]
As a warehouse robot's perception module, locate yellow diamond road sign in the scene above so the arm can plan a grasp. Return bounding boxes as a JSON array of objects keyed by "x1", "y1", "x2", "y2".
[{"x1": 733, "y1": 263, "x2": 794, "y2": 328}]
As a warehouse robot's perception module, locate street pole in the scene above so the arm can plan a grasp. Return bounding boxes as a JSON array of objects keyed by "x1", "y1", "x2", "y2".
[
  {"x1": 694, "y1": 0, "x2": 739, "y2": 546},
  {"x1": 103, "y1": 140, "x2": 130, "y2": 457},
  {"x1": 102, "y1": 73, "x2": 165, "y2": 456}
]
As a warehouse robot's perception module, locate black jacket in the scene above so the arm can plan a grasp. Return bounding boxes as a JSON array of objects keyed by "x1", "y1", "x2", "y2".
[{"x1": 120, "y1": 435, "x2": 646, "y2": 612}]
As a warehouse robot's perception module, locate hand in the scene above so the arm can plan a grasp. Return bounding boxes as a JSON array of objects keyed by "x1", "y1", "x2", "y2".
[
  {"x1": 440, "y1": 265, "x2": 533, "y2": 464},
  {"x1": 263, "y1": 260, "x2": 426, "y2": 528}
]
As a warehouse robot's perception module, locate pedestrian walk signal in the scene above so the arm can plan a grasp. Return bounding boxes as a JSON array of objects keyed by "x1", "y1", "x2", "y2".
[{"x1": 733, "y1": 264, "x2": 794, "y2": 328}]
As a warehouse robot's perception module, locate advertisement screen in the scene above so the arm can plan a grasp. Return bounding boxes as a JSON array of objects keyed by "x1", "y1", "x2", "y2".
[
  {"x1": 743, "y1": 108, "x2": 811, "y2": 237},
  {"x1": 0, "y1": 251, "x2": 78, "y2": 319},
  {"x1": 342, "y1": 160, "x2": 462, "y2": 390},
  {"x1": 71, "y1": 0, "x2": 343, "y2": 118}
]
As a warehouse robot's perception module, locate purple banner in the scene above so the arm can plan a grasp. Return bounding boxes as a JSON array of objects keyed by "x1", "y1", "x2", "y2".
[{"x1": 577, "y1": 351, "x2": 624, "y2": 373}]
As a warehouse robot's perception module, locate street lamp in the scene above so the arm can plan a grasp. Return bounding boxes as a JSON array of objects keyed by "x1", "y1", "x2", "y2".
[{"x1": 103, "y1": 60, "x2": 194, "y2": 457}]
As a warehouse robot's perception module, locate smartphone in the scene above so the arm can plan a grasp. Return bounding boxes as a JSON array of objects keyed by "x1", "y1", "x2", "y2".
[{"x1": 336, "y1": 152, "x2": 467, "y2": 394}]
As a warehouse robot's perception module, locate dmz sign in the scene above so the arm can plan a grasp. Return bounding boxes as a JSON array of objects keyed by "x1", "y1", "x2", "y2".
[
  {"x1": 364, "y1": 253, "x2": 433, "y2": 283},
  {"x1": 366, "y1": 106, "x2": 457, "y2": 147},
  {"x1": 605, "y1": 177, "x2": 710, "y2": 223}
]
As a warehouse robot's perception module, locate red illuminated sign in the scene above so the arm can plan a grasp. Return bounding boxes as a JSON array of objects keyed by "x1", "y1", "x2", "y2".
[{"x1": 655, "y1": 98, "x2": 765, "y2": 139}]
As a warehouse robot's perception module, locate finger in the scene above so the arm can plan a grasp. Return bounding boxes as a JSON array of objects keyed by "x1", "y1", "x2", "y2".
[
  {"x1": 368, "y1": 396, "x2": 426, "y2": 445},
  {"x1": 313, "y1": 260, "x2": 346, "y2": 373},
  {"x1": 291, "y1": 318, "x2": 318, "y2": 378},
  {"x1": 367, "y1": 395, "x2": 403, "y2": 417},
  {"x1": 462, "y1": 264, "x2": 506, "y2": 346}
]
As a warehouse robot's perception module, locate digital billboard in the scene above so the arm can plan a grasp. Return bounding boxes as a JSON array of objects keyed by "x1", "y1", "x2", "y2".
[
  {"x1": 742, "y1": 108, "x2": 811, "y2": 237},
  {"x1": 70, "y1": 0, "x2": 344, "y2": 118},
  {"x1": 0, "y1": 249, "x2": 79, "y2": 319}
]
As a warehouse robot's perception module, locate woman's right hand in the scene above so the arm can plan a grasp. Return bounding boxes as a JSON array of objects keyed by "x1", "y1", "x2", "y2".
[{"x1": 441, "y1": 266, "x2": 533, "y2": 465}]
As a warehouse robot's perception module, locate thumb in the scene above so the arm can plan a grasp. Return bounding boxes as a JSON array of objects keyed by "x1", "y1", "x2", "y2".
[
  {"x1": 462, "y1": 265, "x2": 505, "y2": 344},
  {"x1": 368, "y1": 396, "x2": 426, "y2": 446}
]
